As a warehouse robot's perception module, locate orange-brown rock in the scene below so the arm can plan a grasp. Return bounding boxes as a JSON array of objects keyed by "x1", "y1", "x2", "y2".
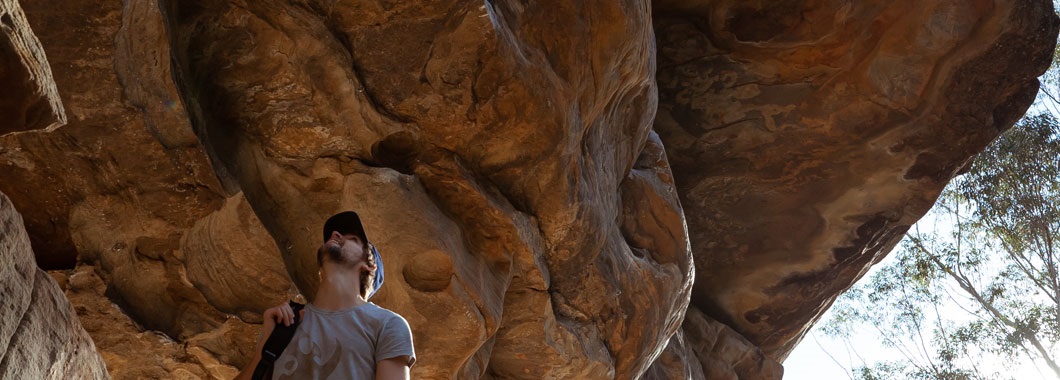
[
  {"x1": 653, "y1": 0, "x2": 1059, "y2": 362},
  {"x1": 0, "y1": 4, "x2": 106, "y2": 378},
  {"x1": 166, "y1": 1, "x2": 692, "y2": 378},
  {"x1": 0, "y1": 0, "x2": 1056, "y2": 379},
  {"x1": 54, "y1": 264, "x2": 250, "y2": 380},
  {"x1": 642, "y1": 307, "x2": 782, "y2": 380},
  {"x1": 0, "y1": 0, "x2": 63, "y2": 134}
]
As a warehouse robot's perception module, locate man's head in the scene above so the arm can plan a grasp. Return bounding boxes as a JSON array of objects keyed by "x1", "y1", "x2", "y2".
[
  {"x1": 320, "y1": 211, "x2": 385, "y2": 299},
  {"x1": 323, "y1": 211, "x2": 369, "y2": 250}
]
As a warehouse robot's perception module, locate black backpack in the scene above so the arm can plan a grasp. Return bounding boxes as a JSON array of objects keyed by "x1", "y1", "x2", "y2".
[{"x1": 251, "y1": 301, "x2": 306, "y2": 380}]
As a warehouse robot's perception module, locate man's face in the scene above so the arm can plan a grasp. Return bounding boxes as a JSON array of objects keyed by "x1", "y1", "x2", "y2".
[{"x1": 325, "y1": 231, "x2": 367, "y2": 264}]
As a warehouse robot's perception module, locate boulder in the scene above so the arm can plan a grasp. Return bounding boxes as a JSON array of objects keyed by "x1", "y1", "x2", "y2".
[{"x1": 0, "y1": 191, "x2": 108, "y2": 379}]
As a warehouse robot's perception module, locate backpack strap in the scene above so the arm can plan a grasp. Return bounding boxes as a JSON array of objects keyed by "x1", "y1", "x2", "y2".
[{"x1": 251, "y1": 301, "x2": 306, "y2": 380}]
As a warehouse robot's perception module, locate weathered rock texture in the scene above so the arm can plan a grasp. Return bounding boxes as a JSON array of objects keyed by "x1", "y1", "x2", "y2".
[
  {"x1": 0, "y1": 6, "x2": 107, "y2": 378},
  {"x1": 642, "y1": 307, "x2": 782, "y2": 379},
  {"x1": 164, "y1": 2, "x2": 693, "y2": 378},
  {"x1": 53, "y1": 264, "x2": 249, "y2": 379},
  {"x1": 0, "y1": 191, "x2": 108, "y2": 379},
  {"x1": 0, "y1": 0, "x2": 1056, "y2": 378},
  {"x1": 653, "y1": 0, "x2": 1060, "y2": 362},
  {"x1": 0, "y1": 0, "x2": 63, "y2": 134}
]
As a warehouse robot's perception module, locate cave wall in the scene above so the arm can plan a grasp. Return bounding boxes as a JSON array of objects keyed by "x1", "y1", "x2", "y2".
[
  {"x1": 164, "y1": 0, "x2": 694, "y2": 377},
  {"x1": 0, "y1": 0, "x2": 1056, "y2": 379},
  {"x1": 0, "y1": 1, "x2": 108, "y2": 378},
  {"x1": 0, "y1": 191, "x2": 109, "y2": 378},
  {"x1": 0, "y1": 0, "x2": 63, "y2": 134}
]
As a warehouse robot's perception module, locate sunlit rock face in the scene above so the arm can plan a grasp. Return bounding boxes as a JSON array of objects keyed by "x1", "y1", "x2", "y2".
[
  {"x1": 165, "y1": 1, "x2": 693, "y2": 378},
  {"x1": 0, "y1": 0, "x2": 1055, "y2": 379}
]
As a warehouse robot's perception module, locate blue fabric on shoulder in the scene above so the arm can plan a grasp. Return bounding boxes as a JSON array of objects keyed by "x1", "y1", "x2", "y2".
[{"x1": 369, "y1": 245, "x2": 384, "y2": 299}]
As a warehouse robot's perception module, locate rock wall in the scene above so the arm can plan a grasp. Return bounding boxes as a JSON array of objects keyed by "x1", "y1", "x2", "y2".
[
  {"x1": 0, "y1": 2, "x2": 108, "y2": 378},
  {"x1": 0, "y1": 191, "x2": 108, "y2": 378},
  {"x1": 0, "y1": 0, "x2": 1056, "y2": 379},
  {"x1": 0, "y1": 0, "x2": 63, "y2": 134},
  {"x1": 165, "y1": 1, "x2": 694, "y2": 377}
]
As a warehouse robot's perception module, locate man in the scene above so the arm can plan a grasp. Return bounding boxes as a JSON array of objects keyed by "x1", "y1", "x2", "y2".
[{"x1": 237, "y1": 211, "x2": 416, "y2": 379}]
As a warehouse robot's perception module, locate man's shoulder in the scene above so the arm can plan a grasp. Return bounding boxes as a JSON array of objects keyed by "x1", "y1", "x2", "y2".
[
  {"x1": 364, "y1": 303, "x2": 408, "y2": 321},
  {"x1": 362, "y1": 303, "x2": 413, "y2": 331}
]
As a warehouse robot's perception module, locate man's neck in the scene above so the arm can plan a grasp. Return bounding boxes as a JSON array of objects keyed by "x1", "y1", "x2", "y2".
[{"x1": 313, "y1": 266, "x2": 367, "y2": 311}]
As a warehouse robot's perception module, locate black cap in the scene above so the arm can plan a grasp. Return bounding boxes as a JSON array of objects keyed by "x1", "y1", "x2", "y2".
[{"x1": 323, "y1": 211, "x2": 369, "y2": 244}]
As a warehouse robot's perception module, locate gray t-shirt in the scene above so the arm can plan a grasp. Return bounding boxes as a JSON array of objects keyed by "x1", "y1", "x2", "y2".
[{"x1": 272, "y1": 302, "x2": 416, "y2": 379}]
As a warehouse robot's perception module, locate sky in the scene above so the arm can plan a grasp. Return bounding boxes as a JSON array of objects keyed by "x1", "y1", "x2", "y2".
[
  {"x1": 783, "y1": 173, "x2": 1058, "y2": 379},
  {"x1": 785, "y1": 333, "x2": 872, "y2": 379},
  {"x1": 783, "y1": 253, "x2": 900, "y2": 380},
  {"x1": 784, "y1": 310, "x2": 1055, "y2": 380}
]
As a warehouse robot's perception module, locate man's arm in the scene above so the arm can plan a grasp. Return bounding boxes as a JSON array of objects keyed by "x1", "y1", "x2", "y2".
[
  {"x1": 374, "y1": 312, "x2": 415, "y2": 380},
  {"x1": 234, "y1": 322, "x2": 274, "y2": 380},
  {"x1": 375, "y1": 356, "x2": 411, "y2": 380},
  {"x1": 234, "y1": 302, "x2": 300, "y2": 380}
]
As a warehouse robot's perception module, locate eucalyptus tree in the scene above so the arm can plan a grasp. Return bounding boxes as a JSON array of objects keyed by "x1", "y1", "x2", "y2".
[{"x1": 821, "y1": 113, "x2": 1060, "y2": 380}]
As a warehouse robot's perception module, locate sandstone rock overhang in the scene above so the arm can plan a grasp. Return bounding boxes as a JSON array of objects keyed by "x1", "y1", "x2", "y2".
[
  {"x1": 0, "y1": 0, "x2": 1055, "y2": 378},
  {"x1": 653, "y1": 0, "x2": 1060, "y2": 360}
]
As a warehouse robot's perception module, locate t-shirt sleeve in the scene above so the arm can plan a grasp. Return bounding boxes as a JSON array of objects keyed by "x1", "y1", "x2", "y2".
[{"x1": 377, "y1": 314, "x2": 416, "y2": 367}]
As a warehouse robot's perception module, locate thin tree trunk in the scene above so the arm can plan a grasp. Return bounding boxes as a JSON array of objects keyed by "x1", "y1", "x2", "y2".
[{"x1": 916, "y1": 240, "x2": 1060, "y2": 378}]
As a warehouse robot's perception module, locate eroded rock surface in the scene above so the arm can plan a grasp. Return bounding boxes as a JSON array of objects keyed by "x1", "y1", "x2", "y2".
[
  {"x1": 0, "y1": 0, "x2": 63, "y2": 134},
  {"x1": 0, "y1": 191, "x2": 108, "y2": 379},
  {"x1": 166, "y1": 1, "x2": 692, "y2": 378},
  {"x1": 642, "y1": 307, "x2": 782, "y2": 380},
  {"x1": 53, "y1": 264, "x2": 248, "y2": 380},
  {"x1": 653, "y1": 0, "x2": 1059, "y2": 360},
  {"x1": 0, "y1": 0, "x2": 1056, "y2": 379}
]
